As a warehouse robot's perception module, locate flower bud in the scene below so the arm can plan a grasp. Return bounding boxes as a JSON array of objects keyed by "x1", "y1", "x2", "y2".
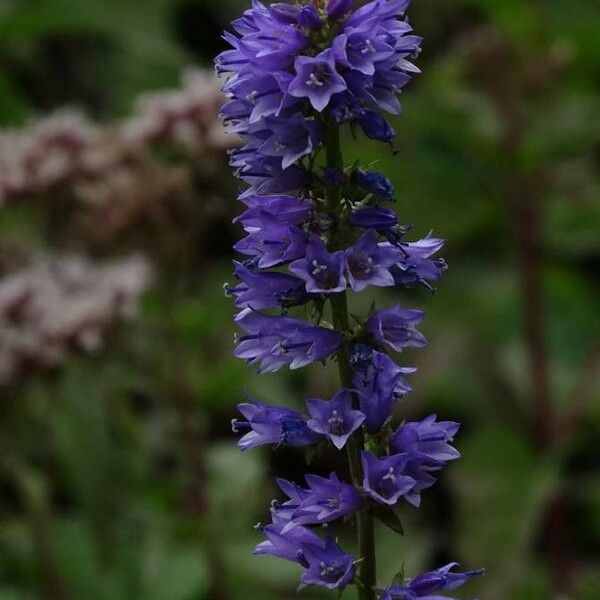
[
  {"x1": 358, "y1": 109, "x2": 396, "y2": 142},
  {"x1": 348, "y1": 207, "x2": 398, "y2": 229},
  {"x1": 354, "y1": 169, "x2": 395, "y2": 200},
  {"x1": 327, "y1": 0, "x2": 354, "y2": 20},
  {"x1": 269, "y1": 3, "x2": 301, "y2": 24},
  {"x1": 299, "y1": 5, "x2": 322, "y2": 29}
]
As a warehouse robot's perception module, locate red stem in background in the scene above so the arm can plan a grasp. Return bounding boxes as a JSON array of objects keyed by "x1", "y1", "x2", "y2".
[
  {"x1": 515, "y1": 192, "x2": 572, "y2": 590},
  {"x1": 516, "y1": 196, "x2": 553, "y2": 449}
]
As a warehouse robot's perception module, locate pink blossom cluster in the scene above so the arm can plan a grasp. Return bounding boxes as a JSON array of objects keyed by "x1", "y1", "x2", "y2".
[
  {"x1": 0, "y1": 69, "x2": 234, "y2": 205},
  {"x1": 0, "y1": 254, "x2": 151, "y2": 385},
  {"x1": 123, "y1": 69, "x2": 231, "y2": 153}
]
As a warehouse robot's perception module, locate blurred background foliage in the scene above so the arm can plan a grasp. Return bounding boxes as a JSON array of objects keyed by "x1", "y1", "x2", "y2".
[{"x1": 0, "y1": 0, "x2": 598, "y2": 599}]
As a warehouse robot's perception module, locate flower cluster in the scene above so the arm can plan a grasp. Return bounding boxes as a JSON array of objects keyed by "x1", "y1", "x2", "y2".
[
  {"x1": 0, "y1": 255, "x2": 151, "y2": 386},
  {"x1": 218, "y1": 1, "x2": 482, "y2": 597},
  {"x1": 0, "y1": 69, "x2": 234, "y2": 206}
]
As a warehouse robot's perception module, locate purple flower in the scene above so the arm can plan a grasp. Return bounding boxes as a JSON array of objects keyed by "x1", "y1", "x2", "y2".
[
  {"x1": 234, "y1": 216, "x2": 307, "y2": 269},
  {"x1": 234, "y1": 309, "x2": 343, "y2": 372},
  {"x1": 345, "y1": 0, "x2": 411, "y2": 29},
  {"x1": 348, "y1": 207, "x2": 398, "y2": 230},
  {"x1": 254, "y1": 514, "x2": 322, "y2": 563},
  {"x1": 385, "y1": 233, "x2": 448, "y2": 291},
  {"x1": 222, "y1": 72, "x2": 296, "y2": 124},
  {"x1": 216, "y1": 3, "x2": 308, "y2": 75},
  {"x1": 300, "y1": 536, "x2": 355, "y2": 590},
  {"x1": 389, "y1": 415, "x2": 460, "y2": 506},
  {"x1": 235, "y1": 155, "x2": 309, "y2": 196},
  {"x1": 236, "y1": 194, "x2": 313, "y2": 231},
  {"x1": 271, "y1": 478, "x2": 312, "y2": 521},
  {"x1": 351, "y1": 347, "x2": 416, "y2": 432},
  {"x1": 333, "y1": 30, "x2": 395, "y2": 76},
  {"x1": 289, "y1": 49, "x2": 347, "y2": 112},
  {"x1": 361, "y1": 451, "x2": 416, "y2": 505},
  {"x1": 260, "y1": 113, "x2": 323, "y2": 169},
  {"x1": 380, "y1": 562, "x2": 484, "y2": 599},
  {"x1": 365, "y1": 304, "x2": 427, "y2": 352},
  {"x1": 225, "y1": 261, "x2": 308, "y2": 310},
  {"x1": 327, "y1": 0, "x2": 354, "y2": 21},
  {"x1": 269, "y1": 3, "x2": 301, "y2": 25},
  {"x1": 345, "y1": 231, "x2": 399, "y2": 292},
  {"x1": 390, "y1": 415, "x2": 460, "y2": 467},
  {"x1": 275, "y1": 472, "x2": 361, "y2": 527},
  {"x1": 289, "y1": 235, "x2": 347, "y2": 294},
  {"x1": 306, "y1": 389, "x2": 365, "y2": 449},
  {"x1": 255, "y1": 517, "x2": 356, "y2": 590},
  {"x1": 367, "y1": 63, "x2": 412, "y2": 114},
  {"x1": 336, "y1": 0, "x2": 422, "y2": 115},
  {"x1": 354, "y1": 169, "x2": 395, "y2": 200},
  {"x1": 232, "y1": 400, "x2": 320, "y2": 450}
]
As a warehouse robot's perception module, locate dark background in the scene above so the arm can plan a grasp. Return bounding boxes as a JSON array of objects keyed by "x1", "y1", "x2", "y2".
[{"x1": 0, "y1": 1, "x2": 598, "y2": 598}]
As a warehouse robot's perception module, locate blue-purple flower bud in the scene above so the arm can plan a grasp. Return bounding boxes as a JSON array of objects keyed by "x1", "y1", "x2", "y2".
[
  {"x1": 299, "y1": 5, "x2": 322, "y2": 29},
  {"x1": 322, "y1": 166, "x2": 346, "y2": 185},
  {"x1": 354, "y1": 169, "x2": 395, "y2": 200},
  {"x1": 358, "y1": 109, "x2": 396, "y2": 142},
  {"x1": 327, "y1": 0, "x2": 354, "y2": 21},
  {"x1": 269, "y1": 3, "x2": 301, "y2": 25},
  {"x1": 348, "y1": 207, "x2": 399, "y2": 230}
]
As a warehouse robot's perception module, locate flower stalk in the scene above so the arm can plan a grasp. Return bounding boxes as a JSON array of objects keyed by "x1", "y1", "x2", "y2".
[
  {"x1": 325, "y1": 122, "x2": 377, "y2": 600},
  {"x1": 217, "y1": 1, "x2": 482, "y2": 597}
]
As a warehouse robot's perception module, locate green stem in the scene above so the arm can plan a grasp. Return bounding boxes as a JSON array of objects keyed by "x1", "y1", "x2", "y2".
[{"x1": 325, "y1": 122, "x2": 377, "y2": 600}]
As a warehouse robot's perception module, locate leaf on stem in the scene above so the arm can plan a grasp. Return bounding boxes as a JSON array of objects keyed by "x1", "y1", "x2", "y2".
[{"x1": 369, "y1": 503, "x2": 404, "y2": 536}]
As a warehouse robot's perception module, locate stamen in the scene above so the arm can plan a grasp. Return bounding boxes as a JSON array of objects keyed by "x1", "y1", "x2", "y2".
[
  {"x1": 327, "y1": 410, "x2": 346, "y2": 436},
  {"x1": 383, "y1": 467, "x2": 396, "y2": 483},
  {"x1": 361, "y1": 39, "x2": 375, "y2": 54},
  {"x1": 311, "y1": 259, "x2": 328, "y2": 276},
  {"x1": 306, "y1": 72, "x2": 325, "y2": 88}
]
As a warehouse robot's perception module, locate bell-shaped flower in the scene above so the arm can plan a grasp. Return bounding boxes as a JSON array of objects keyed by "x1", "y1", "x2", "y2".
[
  {"x1": 365, "y1": 304, "x2": 427, "y2": 352},
  {"x1": 234, "y1": 215, "x2": 307, "y2": 269},
  {"x1": 289, "y1": 49, "x2": 347, "y2": 112},
  {"x1": 361, "y1": 451, "x2": 416, "y2": 505},
  {"x1": 300, "y1": 536, "x2": 355, "y2": 590},
  {"x1": 385, "y1": 233, "x2": 447, "y2": 291},
  {"x1": 306, "y1": 389, "x2": 365, "y2": 449},
  {"x1": 380, "y1": 562, "x2": 484, "y2": 599},
  {"x1": 289, "y1": 234, "x2": 347, "y2": 294},
  {"x1": 351, "y1": 345, "x2": 416, "y2": 432},
  {"x1": 236, "y1": 194, "x2": 313, "y2": 232},
  {"x1": 232, "y1": 399, "x2": 321, "y2": 451},
  {"x1": 234, "y1": 309, "x2": 343, "y2": 373},
  {"x1": 254, "y1": 514, "x2": 322, "y2": 564},
  {"x1": 226, "y1": 262, "x2": 308, "y2": 310},
  {"x1": 345, "y1": 231, "x2": 400, "y2": 292}
]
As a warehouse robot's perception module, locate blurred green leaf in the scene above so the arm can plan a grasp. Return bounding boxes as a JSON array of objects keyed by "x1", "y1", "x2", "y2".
[{"x1": 452, "y1": 425, "x2": 563, "y2": 598}]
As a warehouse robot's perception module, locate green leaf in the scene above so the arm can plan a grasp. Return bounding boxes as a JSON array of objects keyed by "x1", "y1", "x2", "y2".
[
  {"x1": 392, "y1": 563, "x2": 406, "y2": 585},
  {"x1": 369, "y1": 504, "x2": 404, "y2": 536}
]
